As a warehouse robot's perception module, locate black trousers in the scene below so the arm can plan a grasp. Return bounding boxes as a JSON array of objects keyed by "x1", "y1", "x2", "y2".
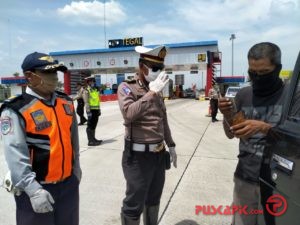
[
  {"x1": 76, "y1": 99, "x2": 86, "y2": 123},
  {"x1": 14, "y1": 175, "x2": 79, "y2": 225},
  {"x1": 121, "y1": 147, "x2": 166, "y2": 219},
  {"x1": 87, "y1": 109, "x2": 100, "y2": 130},
  {"x1": 210, "y1": 98, "x2": 218, "y2": 119}
]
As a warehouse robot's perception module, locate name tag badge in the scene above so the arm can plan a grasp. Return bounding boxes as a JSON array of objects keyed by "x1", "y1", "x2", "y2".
[
  {"x1": 63, "y1": 103, "x2": 73, "y2": 115},
  {"x1": 31, "y1": 110, "x2": 52, "y2": 131}
]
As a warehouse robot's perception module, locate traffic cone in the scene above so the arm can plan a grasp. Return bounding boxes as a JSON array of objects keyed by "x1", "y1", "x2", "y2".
[{"x1": 206, "y1": 104, "x2": 212, "y2": 117}]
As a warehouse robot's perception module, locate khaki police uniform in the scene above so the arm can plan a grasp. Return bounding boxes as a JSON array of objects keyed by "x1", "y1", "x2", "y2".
[
  {"x1": 118, "y1": 75, "x2": 175, "y2": 224},
  {"x1": 209, "y1": 87, "x2": 219, "y2": 122},
  {"x1": 73, "y1": 84, "x2": 87, "y2": 125}
]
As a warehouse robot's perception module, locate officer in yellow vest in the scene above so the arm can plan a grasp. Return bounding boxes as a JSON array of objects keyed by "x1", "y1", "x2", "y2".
[
  {"x1": 0, "y1": 52, "x2": 81, "y2": 225},
  {"x1": 83, "y1": 75, "x2": 102, "y2": 146}
]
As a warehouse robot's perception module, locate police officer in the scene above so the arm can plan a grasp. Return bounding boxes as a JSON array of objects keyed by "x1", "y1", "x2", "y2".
[
  {"x1": 208, "y1": 85, "x2": 219, "y2": 122},
  {"x1": 118, "y1": 45, "x2": 177, "y2": 225},
  {"x1": 73, "y1": 82, "x2": 87, "y2": 125},
  {"x1": 83, "y1": 75, "x2": 102, "y2": 146},
  {"x1": 0, "y1": 52, "x2": 81, "y2": 225}
]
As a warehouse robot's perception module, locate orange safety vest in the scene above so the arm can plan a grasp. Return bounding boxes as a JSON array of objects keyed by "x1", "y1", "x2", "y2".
[{"x1": 8, "y1": 93, "x2": 75, "y2": 182}]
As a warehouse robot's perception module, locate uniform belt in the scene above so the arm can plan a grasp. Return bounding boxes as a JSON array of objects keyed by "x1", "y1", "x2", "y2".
[
  {"x1": 40, "y1": 177, "x2": 68, "y2": 185},
  {"x1": 132, "y1": 142, "x2": 164, "y2": 152}
]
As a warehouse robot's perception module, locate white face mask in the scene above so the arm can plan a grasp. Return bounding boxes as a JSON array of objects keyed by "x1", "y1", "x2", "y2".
[{"x1": 144, "y1": 65, "x2": 161, "y2": 82}]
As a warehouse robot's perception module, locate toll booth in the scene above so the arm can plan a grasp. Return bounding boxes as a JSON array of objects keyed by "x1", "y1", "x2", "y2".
[
  {"x1": 0, "y1": 76, "x2": 27, "y2": 100},
  {"x1": 50, "y1": 40, "x2": 220, "y2": 96}
]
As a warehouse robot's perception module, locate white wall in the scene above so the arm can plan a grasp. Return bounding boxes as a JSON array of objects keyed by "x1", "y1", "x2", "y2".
[
  {"x1": 10, "y1": 86, "x2": 22, "y2": 96},
  {"x1": 99, "y1": 74, "x2": 117, "y2": 88},
  {"x1": 168, "y1": 70, "x2": 207, "y2": 90}
]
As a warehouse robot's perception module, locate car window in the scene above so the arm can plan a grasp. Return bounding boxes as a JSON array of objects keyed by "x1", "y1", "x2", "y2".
[{"x1": 225, "y1": 87, "x2": 240, "y2": 98}]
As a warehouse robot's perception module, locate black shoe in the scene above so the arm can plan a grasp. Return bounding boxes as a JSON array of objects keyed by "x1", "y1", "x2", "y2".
[
  {"x1": 94, "y1": 139, "x2": 103, "y2": 145},
  {"x1": 88, "y1": 141, "x2": 102, "y2": 146},
  {"x1": 94, "y1": 138, "x2": 103, "y2": 143},
  {"x1": 78, "y1": 118, "x2": 87, "y2": 125},
  {"x1": 212, "y1": 118, "x2": 218, "y2": 122}
]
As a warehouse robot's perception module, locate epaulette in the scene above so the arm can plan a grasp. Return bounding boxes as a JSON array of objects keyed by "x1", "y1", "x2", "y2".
[
  {"x1": 55, "y1": 90, "x2": 68, "y2": 96},
  {"x1": 55, "y1": 90, "x2": 72, "y2": 101},
  {"x1": 124, "y1": 79, "x2": 136, "y2": 84},
  {"x1": 0, "y1": 94, "x2": 24, "y2": 115},
  {"x1": 2, "y1": 94, "x2": 22, "y2": 103}
]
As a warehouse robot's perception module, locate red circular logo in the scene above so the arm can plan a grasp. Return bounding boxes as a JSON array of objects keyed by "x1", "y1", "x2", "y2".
[
  {"x1": 266, "y1": 194, "x2": 288, "y2": 216},
  {"x1": 83, "y1": 60, "x2": 89, "y2": 67},
  {"x1": 110, "y1": 58, "x2": 115, "y2": 65}
]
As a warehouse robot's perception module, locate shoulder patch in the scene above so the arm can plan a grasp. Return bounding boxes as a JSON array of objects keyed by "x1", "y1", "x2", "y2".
[
  {"x1": 122, "y1": 85, "x2": 132, "y2": 95},
  {"x1": 63, "y1": 103, "x2": 74, "y2": 115},
  {"x1": 1, "y1": 116, "x2": 13, "y2": 135}
]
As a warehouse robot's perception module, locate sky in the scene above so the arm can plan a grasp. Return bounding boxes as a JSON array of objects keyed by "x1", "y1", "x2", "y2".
[{"x1": 0, "y1": 0, "x2": 300, "y2": 78}]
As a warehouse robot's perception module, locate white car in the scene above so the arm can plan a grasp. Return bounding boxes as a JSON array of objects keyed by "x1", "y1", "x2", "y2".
[{"x1": 225, "y1": 86, "x2": 241, "y2": 98}]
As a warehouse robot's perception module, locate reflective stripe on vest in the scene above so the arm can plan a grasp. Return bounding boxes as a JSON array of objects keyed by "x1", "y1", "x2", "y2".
[
  {"x1": 88, "y1": 87, "x2": 100, "y2": 109},
  {"x1": 20, "y1": 97, "x2": 74, "y2": 182}
]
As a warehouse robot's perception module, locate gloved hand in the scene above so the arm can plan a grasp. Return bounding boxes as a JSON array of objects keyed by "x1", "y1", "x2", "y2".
[
  {"x1": 149, "y1": 71, "x2": 169, "y2": 93},
  {"x1": 169, "y1": 147, "x2": 177, "y2": 168},
  {"x1": 29, "y1": 189, "x2": 55, "y2": 213},
  {"x1": 87, "y1": 111, "x2": 92, "y2": 119}
]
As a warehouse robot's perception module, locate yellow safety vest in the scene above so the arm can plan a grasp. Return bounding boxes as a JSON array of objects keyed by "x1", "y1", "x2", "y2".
[{"x1": 87, "y1": 86, "x2": 100, "y2": 109}]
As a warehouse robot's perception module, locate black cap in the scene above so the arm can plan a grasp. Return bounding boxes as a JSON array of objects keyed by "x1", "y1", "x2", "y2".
[{"x1": 21, "y1": 52, "x2": 67, "y2": 72}]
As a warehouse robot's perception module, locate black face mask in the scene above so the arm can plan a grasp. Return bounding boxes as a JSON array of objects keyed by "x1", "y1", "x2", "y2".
[{"x1": 248, "y1": 64, "x2": 283, "y2": 97}]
